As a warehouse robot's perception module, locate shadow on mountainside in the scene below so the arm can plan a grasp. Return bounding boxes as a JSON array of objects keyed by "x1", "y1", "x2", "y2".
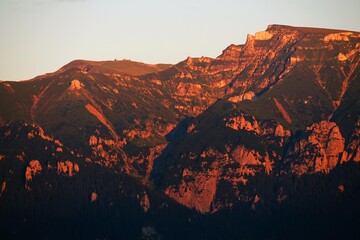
[{"x1": 150, "y1": 116, "x2": 193, "y2": 187}]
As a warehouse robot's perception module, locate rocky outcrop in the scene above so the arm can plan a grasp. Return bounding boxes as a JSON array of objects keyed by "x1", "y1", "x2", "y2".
[
  {"x1": 25, "y1": 160, "x2": 42, "y2": 182},
  {"x1": 217, "y1": 44, "x2": 242, "y2": 61},
  {"x1": 254, "y1": 31, "x2": 274, "y2": 40},
  {"x1": 165, "y1": 163, "x2": 219, "y2": 213},
  {"x1": 341, "y1": 117, "x2": 360, "y2": 162},
  {"x1": 25, "y1": 160, "x2": 43, "y2": 190},
  {"x1": 286, "y1": 121, "x2": 345, "y2": 175},
  {"x1": 68, "y1": 79, "x2": 83, "y2": 90},
  {"x1": 165, "y1": 143, "x2": 274, "y2": 213},
  {"x1": 27, "y1": 125, "x2": 63, "y2": 147},
  {"x1": 88, "y1": 135, "x2": 124, "y2": 168},
  {"x1": 225, "y1": 114, "x2": 260, "y2": 133},
  {"x1": 91, "y1": 192, "x2": 98, "y2": 202},
  {"x1": 57, "y1": 161, "x2": 80, "y2": 176},
  {"x1": 232, "y1": 145, "x2": 272, "y2": 174},
  {"x1": 163, "y1": 113, "x2": 289, "y2": 213},
  {"x1": 175, "y1": 82, "x2": 202, "y2": 97},
  {"x1": 224, "y1": 113, "x2": 290, "y2": 137},
  {"x1": 324, "y1": 32, "x2": 352, "y2": 42},
  {"x1": 228, "y1": 91, "x2": 255, "y2": 102},
  {"x1": 338, "y1": 53, "x2": 348, "y2": 61}
]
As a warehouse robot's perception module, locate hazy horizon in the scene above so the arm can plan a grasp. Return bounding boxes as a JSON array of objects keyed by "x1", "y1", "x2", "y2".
[{"x1": 1, "y1": 0, "x2": 360, "y2": 81}]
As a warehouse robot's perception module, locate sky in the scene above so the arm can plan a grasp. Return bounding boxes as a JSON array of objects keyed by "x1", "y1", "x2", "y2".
[{"x1": 0, "y1": 0, "x2": 360, "y2": 81}]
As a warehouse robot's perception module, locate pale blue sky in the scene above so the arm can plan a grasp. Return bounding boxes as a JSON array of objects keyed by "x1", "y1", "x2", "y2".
[{"x1": 1, "y1": 0, "x2": 359, "y2": 81}]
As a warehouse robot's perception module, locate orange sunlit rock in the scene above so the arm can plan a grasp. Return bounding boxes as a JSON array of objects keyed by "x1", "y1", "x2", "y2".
[
  {"x1": 25, "y1": 160, "x2": 42, "y2": 182},
  {"x1": 91, "y1": 192, "x2": 98, "y2": 202},
  {"x1": 68, "y1": 79, "x2": 83, "y2": 90}
]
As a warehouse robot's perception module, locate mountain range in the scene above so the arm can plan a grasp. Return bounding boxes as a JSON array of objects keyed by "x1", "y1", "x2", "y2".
[{"x1": 1, "y1": 24, "x2": 360, "y2": 239}]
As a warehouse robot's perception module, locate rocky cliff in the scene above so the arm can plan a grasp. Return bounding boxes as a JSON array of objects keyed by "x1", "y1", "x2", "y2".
[{"x1": 150, "y1": 25, "x2": 360, "y2": 212}]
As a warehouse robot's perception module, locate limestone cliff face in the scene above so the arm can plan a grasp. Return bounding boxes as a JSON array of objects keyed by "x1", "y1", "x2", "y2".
[
  {"x1": 165, "y1": 162, "x2": 219, "y2": 213},
  {"x1": 341, "y1": 117, "x2": 360, "y2": 162},
  {"x1": 142, "y1": 24, "x2": 360, "y2": 121},
  {"x1": 163, "y1": 112, "x2": 291, "y2": 213},
  {"x1": 285, "y1": 121, "x2": 345, "y2": 174},
  {"x1": 163, "y1": 116, "x2": 360, "y2": 213},
  {"x1": 225, "y1": 112, "x2": 291, "y2": 139},
  {"x1": 163, "y1": 145, "x2": 272, "y2": 213}
]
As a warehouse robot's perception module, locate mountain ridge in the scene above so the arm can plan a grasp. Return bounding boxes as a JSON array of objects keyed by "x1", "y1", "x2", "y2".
[{"x1": 0, "y1": 24, "x2": 360, "y2": 239}]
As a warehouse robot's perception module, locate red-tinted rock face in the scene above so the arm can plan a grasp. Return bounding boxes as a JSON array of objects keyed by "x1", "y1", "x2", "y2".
[
  {"x1": 163, "y1": 110, "x2": 293, "y2": 212},
  {"x1": 164, "y1": 143, "x2": 275, "y2": 212},
  {"x1": 68, "y1": 79, "x2": 83, "y2": 90},
  {"x1": 286, "y1": 121, "x2": 345, "y2": 175},
  {"x1": 91, "y1": 192, "x2": 98, "y2": 202},
  {"x1": 25, "y1": 160, "x2": 43, "y2": 190},
  {"x1": 25, "y1": 160, "x2": 42, "y2": 182},
  {"x1": 342, "y1": 117, "x2": 360, "y2": 162},
  {"x1": 57, "y1": 161, "x2": 80, "y2": 177},
  {"x1": 165, "y1": 162, "x2": 219, "y2": 213}
]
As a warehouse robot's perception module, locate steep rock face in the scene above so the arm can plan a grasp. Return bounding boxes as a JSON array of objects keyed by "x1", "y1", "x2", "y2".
[
  {"x1": 254, "y1": 31, "x2": 274, "y2": 40},
  {"x1": 342, "y1": 117, "x2": 360, "y2": 162},
  {"x1": 162, "y1": 109, "x2": 291, "y2": 212},
  {"x1": 285, "y1": 121, "x2": 345, "y2": 174},
  {"x1": 163, "y1": 145, "x2": 274, "y2": 213},
  {"x1": 141, "y1": 24, "x2": 360, "y2": 125},
  {"x1": 165, "y1": 162, "x2": 219, "y2": 213}
]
